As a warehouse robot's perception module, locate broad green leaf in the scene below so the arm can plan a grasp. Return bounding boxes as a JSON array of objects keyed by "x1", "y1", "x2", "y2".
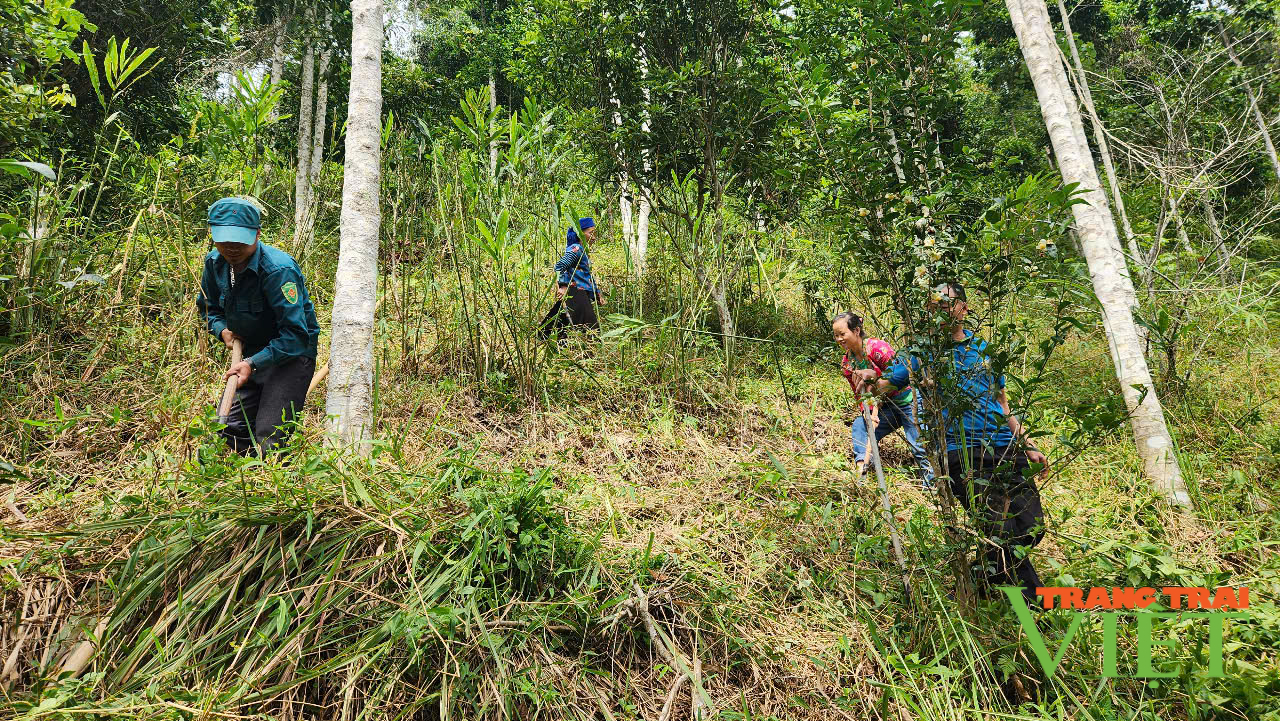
[{"x1": 82, "y1": 40, "x2": 106, "y2": 109}]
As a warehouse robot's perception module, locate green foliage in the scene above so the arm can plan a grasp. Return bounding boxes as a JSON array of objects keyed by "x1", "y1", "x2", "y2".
[
  {"x1": 5, "y1": 441, "x2": 597, "y2": 716},
  {"x1": 181, "y1": 72, "x2": 286, "y2": 196},
  {"x1": 412, "y1": 0, "x2": 530, "y2": 125},
  {"x1": 0, "y1": 0, "x2": 92, "y2": 154},
  {"x1": 57, "y1": 0, "x2": 236, "y2": 147},
  {"x1": 79, "y1": 36, "x2": 159, "y2": 112}
]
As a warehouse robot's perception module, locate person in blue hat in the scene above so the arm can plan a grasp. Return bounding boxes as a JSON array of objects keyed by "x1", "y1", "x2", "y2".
[
  {"x1": 196, "y1": 197, "x2": 321, "y2": 454},
  {"x1": 540, "y1": 217, "x2": 605, "y2": 340}
]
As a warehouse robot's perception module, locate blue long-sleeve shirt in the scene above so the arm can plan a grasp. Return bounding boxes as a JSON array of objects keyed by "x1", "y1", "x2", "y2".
[
  {"x1": 883, "y1": 331, "x2": 1015, "y2": 452},
  {"x1": 555, "y1": 243, "x2": 598, "y2": 294},
  {"x1": 197, "y1": 243, "x2": 320, "y2": 370}
]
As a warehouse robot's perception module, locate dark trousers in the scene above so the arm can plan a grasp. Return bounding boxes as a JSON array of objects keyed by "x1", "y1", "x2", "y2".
[
  {"x1": 539, "y1": 287, "x2": 599, "y2": 340},
  {"x1": 946, "y1": 445, "x2": 1046, "y2": 601},
  {"x1": 221, "y1": 355, "x2": 316, "y2": 455}
]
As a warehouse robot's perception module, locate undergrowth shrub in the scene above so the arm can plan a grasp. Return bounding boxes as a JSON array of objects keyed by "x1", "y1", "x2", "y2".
[{"x1": 6, "y1": 444, "x2": 600, "y2": 717}]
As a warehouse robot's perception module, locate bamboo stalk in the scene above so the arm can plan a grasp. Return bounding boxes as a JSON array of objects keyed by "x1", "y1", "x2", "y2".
[{"x1": 56, "y1": 615, "x2": 110, "y2": 679}]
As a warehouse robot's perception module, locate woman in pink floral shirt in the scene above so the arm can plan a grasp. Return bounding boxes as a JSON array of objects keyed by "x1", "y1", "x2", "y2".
[{"x1": 832, "y1": 312, "x2": 935, "y2": 486}]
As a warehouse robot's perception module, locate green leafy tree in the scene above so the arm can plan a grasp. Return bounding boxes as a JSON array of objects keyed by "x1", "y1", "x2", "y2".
[
  {"x1": 519, "y1": 0, "x2": 788, "y2": 348},
  {"x1": 0, "y1": 0, "x2": 92, "y2": 156}
]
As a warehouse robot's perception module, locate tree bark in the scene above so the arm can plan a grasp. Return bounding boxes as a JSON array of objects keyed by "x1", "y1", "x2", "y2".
[
  {"x1": 635, "y1": 190, "x2": 651, "y2": 278},
  {"x1": 326, "y1": 0, "x2": 383, "y2": 450},
  {"x1": 1201, "y1": 195, "x2": 1231, "y2": 282},
  {"x1": 1056, "y1": 0, "x2": 1140, "y2": 264},
  {"x1": 885, "y1": 123, "x2": 908, "y2": 184},
  {"x1": 619, "y1": 177, "x2": 635, "y2": 254},
  {"x1": 292, "y1": 7, "x2": 316, "y2": 244},
  {"x1": 634, "y1": 43, "x2": 652, "y2": 278},
  {"x1": 1007, "y1": 0, "x2": 1190, "y2": 507},
  {"x1": 613, "y1": 95, "x2": 636, "y2": 261},
  {"x1": 310, "y1": 54, "x2": 330, "y2": 193},
  {"x1": 1220, "y1": 20, "x2": 1280, "y2": 180},
  {"x1": 711, "y1": 283, "x2": 735, "y2": 348},
  {"x1": 268, "y1": 17, "x2": 286, "y2": 120},
  {"x1": 1169, "y1": 181, "x2": 1193, "y2": 255},
  {"x1": 301, "y1": 18, "x2": 333, "y2": 248}
]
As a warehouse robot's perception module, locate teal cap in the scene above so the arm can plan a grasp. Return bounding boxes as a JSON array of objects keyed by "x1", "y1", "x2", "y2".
[{"x1": 208, "y1": 197, "x2": 261, "y2": 245}]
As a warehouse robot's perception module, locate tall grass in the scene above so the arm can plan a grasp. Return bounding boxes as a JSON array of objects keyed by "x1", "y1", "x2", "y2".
[{"x1": 5, "y1": 442, "x2": 602, "y2": 718}]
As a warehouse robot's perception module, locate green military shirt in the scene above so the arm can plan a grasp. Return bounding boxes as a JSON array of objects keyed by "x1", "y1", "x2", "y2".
[{"x1": 197, "y1": 243, "x2": 320, "y2": 370}]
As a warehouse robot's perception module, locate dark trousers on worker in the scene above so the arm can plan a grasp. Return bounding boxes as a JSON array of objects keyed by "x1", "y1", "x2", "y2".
[
  {"x1": 221, "y1": 355, "x2": 316, "y2": 455},
  {"x1": 539, "y1": 286, "x2": 599, "y2": 341},
  {"x1": 945, "y1": 445, "x2": 1046, "y2": 602}
]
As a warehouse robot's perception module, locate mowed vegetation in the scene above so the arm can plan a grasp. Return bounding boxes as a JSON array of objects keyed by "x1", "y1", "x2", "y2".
[{"x1": 2, "y1": 0, "x2": 1280, "y2": 719}]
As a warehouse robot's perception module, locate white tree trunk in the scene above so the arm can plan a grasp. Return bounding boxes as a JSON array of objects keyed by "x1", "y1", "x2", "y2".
[
  {"x1": 310, "y1": 54, "x2": 330, "y2": 191},
  {"x1": 301, "y1": 25, "x2": 332, "y2": 247},
  {"x1": 1008, "y1": 0, "x2": 1190, "y2": 507},
  {"x1": 1057, "y1": 0, "x2": 1140, "y2": 264},
  {"x1": 633, "y1": 43, "x2": 652, "y2": 277},
  {"x1": 612, "y1": 91, "x2": 649, "y2": 277},
  {"x1": 886, "y1": 124, "x2": 908, "y2": 184},
  {"x1": 619, "y1": 178, "x2": 635, "y2": 250},
  {"x1": 268, "y1": 18, "x2": 286, "y2": 120},
  {"x1": 1202, "y1": 195, "x2": 1231, "y2": 281},
  {"x1": 293, "y1": 10, "x2": 316, "y2": 244},
  {"x1": 612, "y1": 96, "x2": 636, "y2": 255},
  {"x1": 713, "y1": 285, "x2": 734, "y2": 343},
  {"x1": 326, "y1": 0, "x2": 383, "y2": 450},
  {"x1": 488, "y1": 69, "x2": 499, "y2": 177},
  {"x1": 635, "y1": 192, "x2": 651, "y2": 278},
  {"x1": 1168, "y1": 182, "x2": 1194, "y2": 255}
]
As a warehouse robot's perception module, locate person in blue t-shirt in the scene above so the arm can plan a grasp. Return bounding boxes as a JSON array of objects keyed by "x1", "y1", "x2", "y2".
[
  {"x1": 539, "y1": 217, "x2": 606, "y2": 340},
  {"x1": 196, "y1": 198, "x2": 321, "y2": 454},
  {"x1": 873, "y1": 282, "x2": 1049, "y2": 601}
]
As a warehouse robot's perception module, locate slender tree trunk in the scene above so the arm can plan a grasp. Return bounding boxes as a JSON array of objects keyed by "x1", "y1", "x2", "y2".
[
  {"x1": 310, "y1": 54, "x2": 330, "y2": 192},
  {"x1": 488, "y1": 69, "x2": 498, "y2": 177},
  {"x1": 635, "y1": 190, "x2": 651, "y2": 277},
  {"x1": 885, "y1": 123, "x2": 908, "y2": 184},
  {"x1": 1220, "y1": 20, "x2": 1280, "y2": 180},
  {"x1": 612, "y1": 95, "x2": 637, "y2": 262},
  {"x1": 711, "y1": 283, "x2": 734, "y2": 347},
  {"x1": 1169, "y1": 182, "x2": 1193, "y2": 255},
  {"x1": 326, "y1": 0, "x2": 383, "y2": 450},
  {"x1": 1202, "y1": 195, "x2": 1231, "y2": 282},
  {"x1": 293, "y1": 8, "x2": 316, "y2": 244},
  {"x1": 1057, "y1": 0, "x2": 1140, "y2": 264},
  {"x1": 302, "y1": 24, "x2": 332, "y2": 248},
  {"x1": 268, "y1": 18, "x2": 286, "y2": 120},
  {"x1": 635, "y1": 43, "x2": 652, "y2": 277},
  {"x1": 619, "y1": 178, "x2": 635, "y2": 252},
  {"x1": 1008, "y1": 0, "x2": 1190, "y2": 507}
]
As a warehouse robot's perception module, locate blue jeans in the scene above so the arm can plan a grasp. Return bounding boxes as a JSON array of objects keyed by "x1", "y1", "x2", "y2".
[{"x1": 851, "y1": 399, "x2": 935, "y2": 482}]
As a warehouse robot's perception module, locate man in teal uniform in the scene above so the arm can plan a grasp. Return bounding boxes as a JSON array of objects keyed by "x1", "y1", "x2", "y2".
[{"x1": 197, "y1": 198, "x2": 321, "y2": 454}]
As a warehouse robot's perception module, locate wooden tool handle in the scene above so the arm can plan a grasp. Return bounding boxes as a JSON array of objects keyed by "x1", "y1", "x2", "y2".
[
  {"x1": 217, "y1": 338, "x2": 244, "y2": 420},
  {"x1": 306, "y1": 364, "x2": 329, "y2": 397}
]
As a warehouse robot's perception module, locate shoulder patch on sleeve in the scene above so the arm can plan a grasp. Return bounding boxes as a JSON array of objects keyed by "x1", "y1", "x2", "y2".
[{"x1": 281, "y1": 281, "x2": 299, "y2": 305}]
